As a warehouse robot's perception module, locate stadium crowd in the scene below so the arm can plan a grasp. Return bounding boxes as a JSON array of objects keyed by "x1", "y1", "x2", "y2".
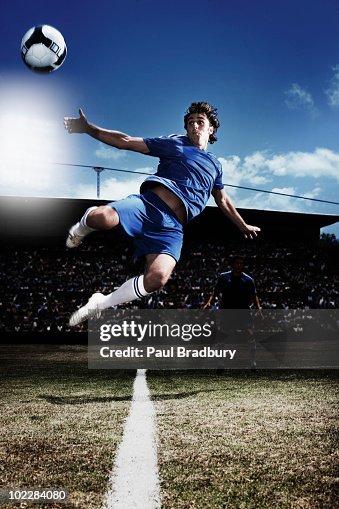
[{"x1": 1, "y1": 234, "x2": 338, "y2": 332}]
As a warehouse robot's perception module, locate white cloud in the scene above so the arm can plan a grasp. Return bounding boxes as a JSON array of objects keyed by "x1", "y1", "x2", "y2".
[
  {"x1": 303, "y1": 186, "x2": 321, "y2": 199},
  {"x1": 217, "y1": 148, "x2": 339, "y2": 213},
  {"x1": 227, "y1": 185, "x2": 323, "y2": 214},
  {"x1": 220, "y1": 148, "x2": 339, "y2": 188},
  {"x1": 242, "y1": 153, "x2": 272, "y2": 185},
  {"x1": 218, "y1": 153, "x2": 270, "y2": 189},
  {"x1": 325, "y1": 64, "x2": 339, "y2": 107},
  {"x1": 267, "y1": 148, "x2": 339, "y2": 180},
  {"x1": 95, "y1": 143, "x2": 128, "y2": 160},
  {"x1": 284, "y1": 83, "x2": 316, "y2": 114},
  {"x1": 237, "y1": 187, "x2": 299, "y2": 212},
  {"x1": 71, "y1": 171, "x2": 152, "y2": 200}
]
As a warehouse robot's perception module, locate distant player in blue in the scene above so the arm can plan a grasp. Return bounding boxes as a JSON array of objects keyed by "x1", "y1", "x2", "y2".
[
  {"x1": 205, "y1": 256, "x2": 260, "y2": 310},
  {"x1": 64, "y1": 102, "x2": 261, "y2": 326},
  {"x1": 204, "y1": 255, "x2": 261, "y2": 369}
]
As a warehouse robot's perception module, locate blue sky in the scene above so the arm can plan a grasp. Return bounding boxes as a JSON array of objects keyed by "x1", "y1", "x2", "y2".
[{"x1": 1, "y1": 0, "x2": 339, "y2": 236}]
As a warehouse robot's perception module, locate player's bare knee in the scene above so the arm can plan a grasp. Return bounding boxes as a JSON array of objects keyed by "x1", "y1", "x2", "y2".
[
  {"x1": 87, "y1": 206, "x2": 118, "y2": 230},
  {"x1": 144, "y1": 269, "x2": 170, "y2": 293}
]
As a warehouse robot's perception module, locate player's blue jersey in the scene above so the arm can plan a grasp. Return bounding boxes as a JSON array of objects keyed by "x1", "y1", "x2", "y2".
[
  {"x1": 215, "y1": 271, "x2": 256, "y2": 309},
  {"x1": 142, "y1": 135, "x2": 224, "y2": 222}
]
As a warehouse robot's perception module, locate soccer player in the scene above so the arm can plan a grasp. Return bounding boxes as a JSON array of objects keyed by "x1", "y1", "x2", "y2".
[
  {"x1": 204, "y1": 254, "x2": 261, "y2": 369},
  {"x1": 204, "y1": 255, "x2": 261, "y2": 310},
  {"x1": 64, "y1": 102, "x2": 261, "y2": 326}
]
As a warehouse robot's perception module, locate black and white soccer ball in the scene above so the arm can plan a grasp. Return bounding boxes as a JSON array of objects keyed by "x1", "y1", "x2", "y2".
[{"x1": 21, "y1": 25, "x2": 67, "y2": 73}]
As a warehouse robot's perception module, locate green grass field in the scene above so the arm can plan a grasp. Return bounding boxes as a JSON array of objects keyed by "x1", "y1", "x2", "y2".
[
  {"x1": 0, "y1": 344, "x2": 338, "y2": 508},
  {"x1": 148, "y1": 371, "x2": 338, "y2": 508},
  {"x1": 0, "y1": 345, "x2": 134, "y2": 509}
]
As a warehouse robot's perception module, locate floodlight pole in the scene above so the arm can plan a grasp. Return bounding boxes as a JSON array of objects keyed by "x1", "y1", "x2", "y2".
[{"x1": 93, "y1": 167, "x2": 104, "y2": 198}]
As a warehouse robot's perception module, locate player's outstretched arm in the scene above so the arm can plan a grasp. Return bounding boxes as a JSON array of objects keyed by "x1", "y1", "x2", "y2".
[
  {"x1": 63, "y1": 109, "x2": 149, "y2": 154},
  {"x1": 212, "y1": 188, "x2": 261, "y2": 240}
]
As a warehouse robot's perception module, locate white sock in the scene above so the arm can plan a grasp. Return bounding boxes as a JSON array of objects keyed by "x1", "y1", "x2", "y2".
[
  {"x1": 75, "y1": 206, "x2": 98, "y2": 236},
  {"x1": 98, "y1": 275, "x2": 152, "y2": 309}
]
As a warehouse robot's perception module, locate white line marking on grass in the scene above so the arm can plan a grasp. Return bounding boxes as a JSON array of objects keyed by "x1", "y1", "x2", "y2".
[{"x1": 101, "y1": 369, "x2": 160, "y2": 509}]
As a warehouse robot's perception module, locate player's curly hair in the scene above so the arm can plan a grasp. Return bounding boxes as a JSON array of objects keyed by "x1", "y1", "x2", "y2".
[{"x1": 184, "y1": 101, "x2": 220, "y2": 144}]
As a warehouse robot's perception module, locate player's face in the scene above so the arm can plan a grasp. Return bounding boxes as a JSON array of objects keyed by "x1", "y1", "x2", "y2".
[
  {"x1": 186, "y1": 113, "x2": 214, "y2": 150},
  {"x1": 232, "y1": 259, "x2": 244, "y2": 276}
]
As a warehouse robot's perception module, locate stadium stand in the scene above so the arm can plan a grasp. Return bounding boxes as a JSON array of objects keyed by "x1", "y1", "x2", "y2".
[{"x1": 0, "y1": 197, "x2": 338, "y2": 334}]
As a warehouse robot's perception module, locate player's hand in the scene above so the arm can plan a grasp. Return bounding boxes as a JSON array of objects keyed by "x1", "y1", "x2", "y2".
[
  {"x1": 64, "y1": 108, "x2": 89, "y2": 134},
  {"x1": 240, "y1": 224, "x2": 261, "y2": 240}
]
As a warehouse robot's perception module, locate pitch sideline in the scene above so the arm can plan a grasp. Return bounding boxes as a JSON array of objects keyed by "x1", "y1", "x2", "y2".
[{"x1": 101, "y1": 369, "x2": 161, "y2": 509}]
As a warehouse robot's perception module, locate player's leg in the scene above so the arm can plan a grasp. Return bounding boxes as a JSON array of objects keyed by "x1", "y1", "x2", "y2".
[
  {"x1": 143, "y1": 253, "x2": 176, "y2": 292},
  {"x1": 68, "y1": 253, "x2": 176, "y2": 326},
  {"x1": 68, "y1": 192, "x2": 181, "y2": 326},
  {"x1": 66, "y1": 206, "x2": 119, "y2": 248}
]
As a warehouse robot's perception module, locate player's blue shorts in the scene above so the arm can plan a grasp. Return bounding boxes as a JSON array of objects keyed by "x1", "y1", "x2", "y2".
[{"x1": 107, "y1": 191, "x2": 183, "y2": 262}]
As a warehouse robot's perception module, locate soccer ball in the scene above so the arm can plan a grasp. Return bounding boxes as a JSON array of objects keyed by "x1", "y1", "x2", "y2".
[{"x1": 21, "y1": 25, "x2": 67, "y2": 73}]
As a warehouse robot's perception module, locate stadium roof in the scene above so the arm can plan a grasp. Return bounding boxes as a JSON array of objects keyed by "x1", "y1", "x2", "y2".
[
  {"x1": 186, "y1": 206, "x2": 339, "y2": 243},
  {"x1": 0, "y1": 196, "x2": 338, "y2": 244}
]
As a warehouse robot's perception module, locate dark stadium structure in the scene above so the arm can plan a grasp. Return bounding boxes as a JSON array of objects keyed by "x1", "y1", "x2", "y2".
[{"x1": 0, "y1": 195, "x2": 338, "y2": 244}]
